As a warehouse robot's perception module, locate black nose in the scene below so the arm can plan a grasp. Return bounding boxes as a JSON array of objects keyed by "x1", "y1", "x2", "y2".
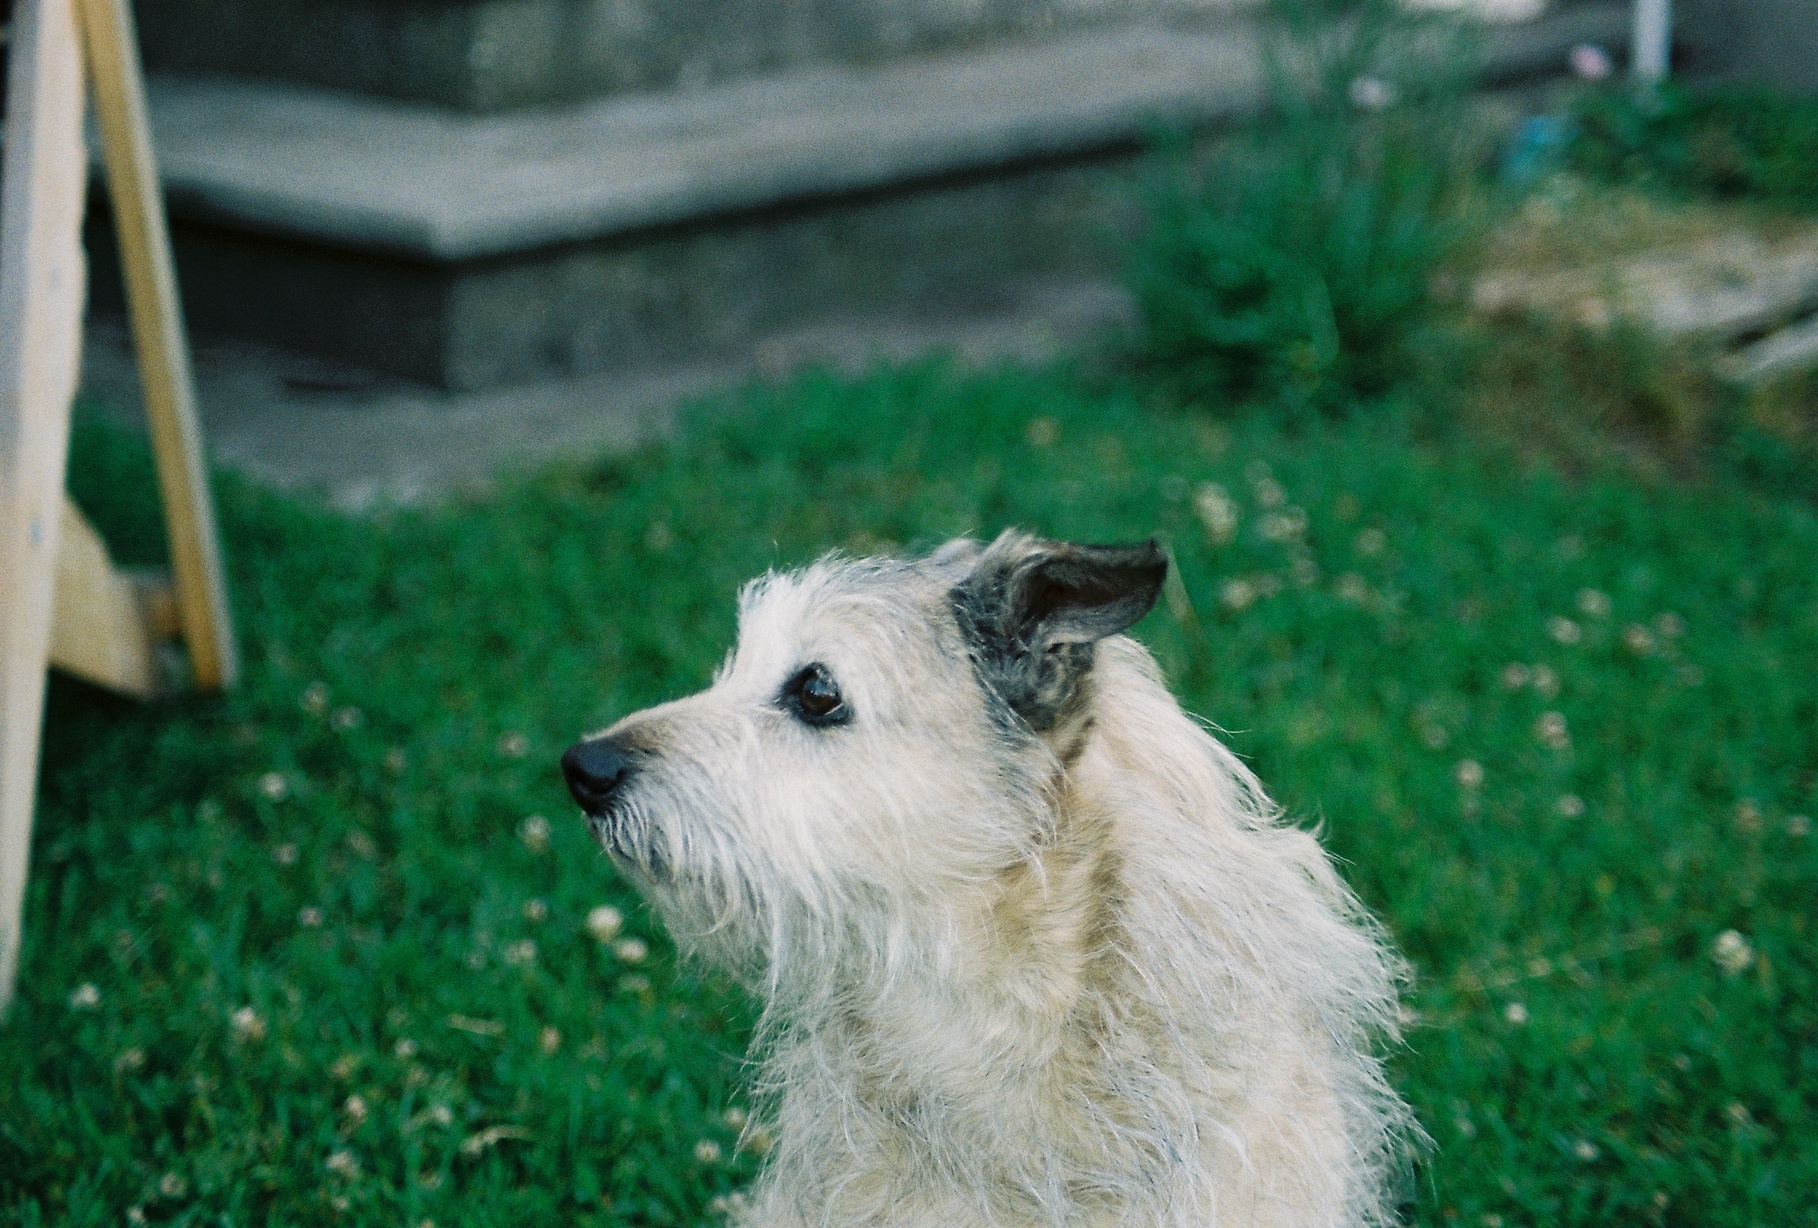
[{"x1": 561, "y1": 738, "x2": 633, "y2": 815}]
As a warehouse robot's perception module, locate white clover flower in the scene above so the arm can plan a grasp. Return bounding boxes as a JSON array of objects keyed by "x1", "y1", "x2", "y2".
[
  {"x1": 343, "y1": 1094, "x2": 369, "y2": 1125},
  {"x1": 1654, "y1": 612, "x2": 1686, "y2": 638},
  {"x1": 694, "y1": 1138, "x2": 723, "y2": 1164},
  {"x1": 518, "y1": 814, "x2": 551, "y2": 853},
  {"x1": 1500, "y1": 662, "x2": 1529, "y2": 689},
  {"x1": 1252, "y1": 476, "x2": 1286, "y2": 508},
  {"x1": 503, "y1": 940, "x2": 537, "y2": 966},
  {"x1": 298, "y1": 906, "x2": 324, "y2": 928},
  {"x1": 1353, "y1": 527, "x2": 1386, "y2": 556},
  {"x1": 394, "y1": 1037, "x2": 418, "y2": 1059},
  {"x1": 1219, "y1": 578, "x2": 1257, "y2": 612},
  {"x1": 1535, "y1": 711, "x2": 1570, "y2": 751},
  {"x1": 1575, "y1": 589, "x2": 1611, "y2": 619},
  {"x1": 613, "y1": 937, "x2": 649, "y2": 964},
  {"x1": 1193, "y1": 483, "x2": 1238, "y2": 546},
  {"x1": 300, "y1": 682, "x2": 330, "y2": 715},
  {"x1": 1573, "y1": 1139, "x2": 1600, "y2": 1162},
  {"x1": 523, "y1": 899, "x2": 548, "y2": 923},
  {"x1": 497, "y1": 732, "x2": 529, "y2": 758},
  {"x1": 1711, "y1": 930, "x2": 1754, "y2": 975},
  {"x1": 1453, "y1": 760, "x2": 1484, "y2": 790},
  {"x1": 540, "y1": 1026, "x2": 562, "y2": 1055},
  {"x1": 330, "y1": 706, "x2": 364, "y2": 731},
  {"x1": 1548, "y1": 616, "x2": 1582, "y2": 645},
  {"x1": 272, "y1": 843, "x2": 299, "y2": 866},
  {"x1": 230, "y1": 1006, "x2": 266, "y2": 1042},
  {"x1": 1259, "y1": 508, "x2": 1308, "y2": 543},
  {"x1": 1336, "y1": 573, "x2": 1369, "y2": 604},
  {"x1": 1622, "y1": 624, "x2": 1656, "y2": 655},
  {"x1": 158, "y1": 1173, "x2": 186, "y2": 1198},
  {"x1": 1788, "y1": 815, "x2": 1812, "y2": 837},
  {"x1": 585, "y1": 905, "x2": 624, "y2": 943},
  {"x1": 1531, "y1": 664, "x2": 1560, "y2": 699},
  {"x1": 68, "y1": 982, "x2": 100, "y2": 1010},
  {"x1": 1503, "y1": 1002, "x2": 1529, "y2": 1026},
  {"x1": 257, "y1": 772, "x2": 290, "y2": 802},
  {"x1": 325, "y1": 1149, "x2": 359, "y2": 1177},
  {"x1": 1733, "y1": 801, "x2": 1763, "y2": 833},
  {"x1": 1557, "y1": 794, "x2": 1585, "y2": 818},
  {"x1": 710, "y1": 1193, "x2": 754, "y2": 1219}
]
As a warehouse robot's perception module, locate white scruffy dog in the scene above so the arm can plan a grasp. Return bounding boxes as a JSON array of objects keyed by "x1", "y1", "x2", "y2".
[{"x1": 562, "y1": 530, "x2": 1416, "y2": 1228}]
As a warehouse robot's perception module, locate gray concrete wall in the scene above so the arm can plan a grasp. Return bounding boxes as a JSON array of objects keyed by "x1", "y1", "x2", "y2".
[
  {"x1": 136, "y1": 0, "x2": 1251, "y2": 112},
  {"x1": 1680, "y1": 0, "x2": 1818, "y2": 94}
]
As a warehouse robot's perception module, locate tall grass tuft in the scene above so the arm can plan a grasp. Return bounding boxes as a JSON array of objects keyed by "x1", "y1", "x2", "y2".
[{"x1": 1127, "y1": 1, "x2": 1484, "y2": 414}]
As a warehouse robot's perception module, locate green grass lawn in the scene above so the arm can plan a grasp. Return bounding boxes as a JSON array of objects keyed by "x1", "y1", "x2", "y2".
[{"x1": 4, "y1": 361, "x2": 1815, "y2": 1227}]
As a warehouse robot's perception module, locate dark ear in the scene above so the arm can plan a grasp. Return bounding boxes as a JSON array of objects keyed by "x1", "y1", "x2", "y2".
[{"x1": 950, "y1": 530, "x2": 1167, "y2": 730}]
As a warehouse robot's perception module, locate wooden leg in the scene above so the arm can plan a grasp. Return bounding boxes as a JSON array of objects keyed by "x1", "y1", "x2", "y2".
[
  {"x1": 77, "y1": 0, "x2": 239, "y2": 693},
  {"x1": 0, "y1": 0, "x2": 91, "y2": 1013}
]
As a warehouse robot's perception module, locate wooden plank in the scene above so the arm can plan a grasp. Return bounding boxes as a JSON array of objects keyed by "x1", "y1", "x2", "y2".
[
  {"x1": 1725, "y1": 314, "x2": 1818, "y2": 385},
  {"x1": 0, "y1": 0, "x2": 91, "y2": 1013},
  {"x1": 49, "y1": 496, "x2": 164, "y2": 699},
  {"x1": 77, "y1": 0, "x2": 239, "y2": 692}
]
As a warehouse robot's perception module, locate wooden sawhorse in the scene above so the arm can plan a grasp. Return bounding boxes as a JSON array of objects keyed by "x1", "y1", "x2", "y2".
[{"x1": 1, "y1": 0, "x2": 237, "y2": 1011}]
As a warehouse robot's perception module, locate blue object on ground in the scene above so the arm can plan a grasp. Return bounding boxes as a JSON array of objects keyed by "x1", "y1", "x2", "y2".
[{"x1": 1502, "y1": 114, "x2": 1580, "y2": 186}]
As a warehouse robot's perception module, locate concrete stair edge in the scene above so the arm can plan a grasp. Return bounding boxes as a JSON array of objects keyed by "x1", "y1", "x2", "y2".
[{"x1": 135, "y1": 2, "x2": 1632, "y2": 265}]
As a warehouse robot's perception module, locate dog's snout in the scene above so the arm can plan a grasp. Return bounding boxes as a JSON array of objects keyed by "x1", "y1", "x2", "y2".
[{"x1": 561, "y1": 737, "x2": 634, "y2": 815}]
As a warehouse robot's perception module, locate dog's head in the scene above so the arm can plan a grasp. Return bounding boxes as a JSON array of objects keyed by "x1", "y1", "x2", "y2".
[{"x1": 560, "y1": 530, "x2": 1165, "y2": 979}]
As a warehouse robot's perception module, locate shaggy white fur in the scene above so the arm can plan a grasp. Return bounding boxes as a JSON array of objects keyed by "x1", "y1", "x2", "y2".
[{"x1": 564, "y1": 531, "x2": 1417, "y2": 1228}]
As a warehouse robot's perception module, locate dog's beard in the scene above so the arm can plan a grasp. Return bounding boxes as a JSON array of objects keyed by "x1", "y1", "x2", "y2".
[{"x1": 587, "y1": 798, "x2": 669, "y2": 880}]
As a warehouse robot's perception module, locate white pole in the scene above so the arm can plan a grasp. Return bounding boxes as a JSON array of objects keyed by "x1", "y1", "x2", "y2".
[{"x1": 1632, "y1": 0, "x2": 1673, "y2": 83}]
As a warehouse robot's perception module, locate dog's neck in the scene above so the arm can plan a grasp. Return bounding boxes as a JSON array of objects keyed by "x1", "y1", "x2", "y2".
[{"x1": 807, "y1": 749, "x2": 1133, "y2": 1100}]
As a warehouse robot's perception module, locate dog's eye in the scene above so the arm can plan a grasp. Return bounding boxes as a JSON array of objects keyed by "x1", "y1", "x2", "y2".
[{"x1": 782, "y1": 664, "x2": 850, "y2": 726}]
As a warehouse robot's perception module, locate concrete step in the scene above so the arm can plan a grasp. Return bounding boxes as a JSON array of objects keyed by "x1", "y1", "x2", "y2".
[
  {"x1": 95, "y1": 3, "x2": 1632, "y2": 392},
  {"x1": 80, "y1": 277, "x2": 1135, "y2": 508},
  {"x1": 136, "y1": 0, "x2": 1248, "y2": 113}
]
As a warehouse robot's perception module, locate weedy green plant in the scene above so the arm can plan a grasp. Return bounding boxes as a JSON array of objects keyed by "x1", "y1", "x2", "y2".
[
  {"x1": 1127, "y1": 3, "x2": 1485, "y2": 413},
  {"x1": 1570, "y1": 81, "x2": 1818, "y2": 214},
  {"x1": 3, "y1": 365, "x2": 1814, "y2": 1227}
]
